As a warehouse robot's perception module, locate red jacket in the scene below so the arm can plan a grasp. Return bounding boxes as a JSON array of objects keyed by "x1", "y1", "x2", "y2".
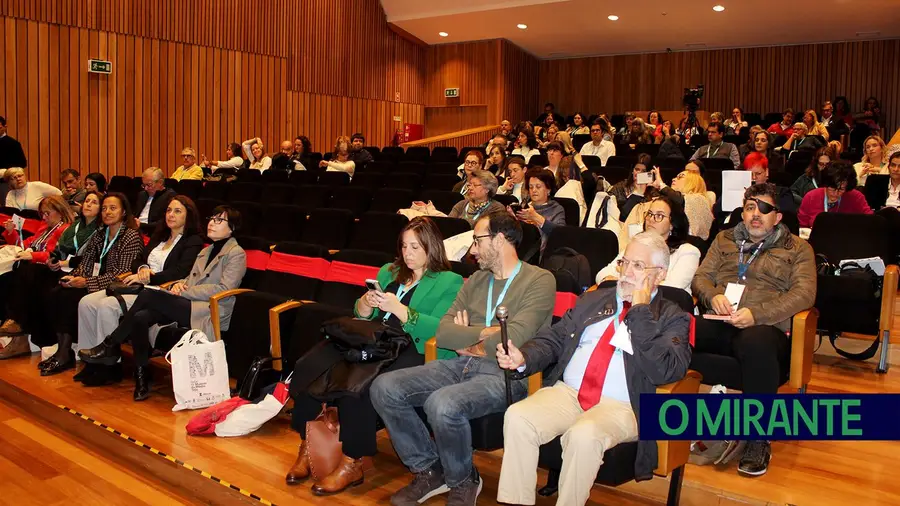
[
  {"x1": 798, "y1": 188, "x2": 873, "y2": 228},
  {"x1": 767, "y1": 122, "x2": 794, "y2": 137},
  {"x1": 2, "y1": 222, "x2": 69, "y2": 263}
]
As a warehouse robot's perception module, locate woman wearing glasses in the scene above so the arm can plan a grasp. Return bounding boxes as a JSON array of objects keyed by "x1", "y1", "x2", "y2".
[
  {"x1": 594, "y1": 193, "x2": 700, "y2": 293},
  {"x1": 798, "y1": 161, "x2": 873, "y2": 228},
  {"x1": 449, "y1": 170, "x2": 506, "y2": 227},
  {"x1": 453, "y1": 150, "x2": 485, "y2": 194},
  {"x1": 3, "y1": 167, "x2": 63, "y2": 210},
  {"x1": 73, "y1": 195, "x2": 204, "y2": 386},
  {"x1": 512, "y1": 169, "x2": 566, "y2": 253},
  {"x1": 79, "y1": 205, "x2": 246, "y2": 400}
]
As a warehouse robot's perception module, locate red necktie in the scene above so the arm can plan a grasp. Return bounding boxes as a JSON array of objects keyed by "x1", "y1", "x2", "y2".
[{"x1": 577, "y1": 302, "x2": 630, "y2": 411}]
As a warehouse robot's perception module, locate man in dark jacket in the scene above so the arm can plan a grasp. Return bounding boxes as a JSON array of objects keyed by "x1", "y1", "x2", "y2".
[
  {"x1": 0, "y1": 116, "x2": 27, "y2": 170},
  {"x1": 134, "y1": 167, "x2": 176, "y2": 227},
  {"x1": 495, "y1": 231, "x2": 691, "y2": 506}
]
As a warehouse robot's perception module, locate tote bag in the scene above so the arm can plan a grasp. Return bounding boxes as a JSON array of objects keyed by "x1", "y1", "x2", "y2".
[{"x1": 165, "y1": 329, "x2": 231, "y2": 412}]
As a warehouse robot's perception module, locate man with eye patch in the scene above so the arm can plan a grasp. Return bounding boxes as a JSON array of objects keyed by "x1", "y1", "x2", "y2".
[{"x1": 691, "y1": 182, "x2": 816, "y2": 478}]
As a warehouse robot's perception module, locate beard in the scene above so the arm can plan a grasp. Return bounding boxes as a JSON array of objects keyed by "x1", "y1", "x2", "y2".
[
  {"x1": 616, "y1": 277, "x2": 636, "y2": 302},
  {"x1": 476, "y1": 246, "x2": 496, "y2": 271}
]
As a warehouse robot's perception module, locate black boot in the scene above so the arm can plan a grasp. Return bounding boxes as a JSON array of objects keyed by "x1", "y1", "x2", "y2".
[
  {"x1": 73, "y1": 362, "x2": 99, "y2": 382},
  {"x1": 78, "y1": 336, "x2": 121, "y2": 365},
  {"x1": 41, "y1": 333, "x2": 75, "y2": 376},
  {"x1": 82, "y1": 363, "x2": 124, "y2": 387},
  {"x1": 133, "y1": 366, "x2": 152, "y2": 401}
]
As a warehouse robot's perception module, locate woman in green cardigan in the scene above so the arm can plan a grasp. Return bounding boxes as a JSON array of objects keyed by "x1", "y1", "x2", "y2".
[{"x1": 286, "y1": 216, "x2": 463, "y2": 495}]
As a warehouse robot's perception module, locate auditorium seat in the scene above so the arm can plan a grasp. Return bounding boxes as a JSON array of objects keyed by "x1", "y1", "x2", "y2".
[
  {"x1": 427, "y1": 162, "x2": 459, "y2": 176},
  {"x1": 637, "y1": 144, "x2": 660, "y2": 158},
  {"x1": 493, "y1": 193, "x2": 517, "y2": 208},
  {"x1": 422, "y1": 173, "x2": 460, "y2": 191},
  {"x1": 431, "y1": 146, "x2": 458, "y2": 163},
  {"x1": 605, "y1": 155, "x2": 635, "y2": 170},
  {"x1": 258, "y1": 241, "x2": 330, "y2": 300},
  {"x1": 256, "y1": 204, "x2": 306, "y2": 242},
  {"x1": 200, "y1": 181, "x2": 229, "y2": 201},
  {"x1": 544, "y1": 226, "x2": 618, "y2": 279},
  {"x1": 300, "y1": 208, "x2": 354, "y2": 249},
  {"x1": 227, "y1": 182, "x2": 264, "y2": 203},
  {"x1": 292, "y1": 185, "x2": 331, "y2": 212},
  {"x1": 329, "y1": 187, "x2": 373, "y2": 216},
  {"x1": 573, "y1": 134, "x2": 591, "y2": 152},
  {"x1": 553, "y1": 197, "x2": 581, "y2": 227},
  {"x1": 370, "y1": 188, "x2": 415, "y2": 213},
  {"x1": 350, "y1": 172, "x2": 385, "y2": 189},
  {"x1": 384, "y1": 172, "x2": 423, "y2": 191},
  {"x1": 420, "y1": 190, "x2": 464, "y2": 214},
  {"x1": 348, "y1": 212, "x2": 409, "y2": 254},
  {"x1": 237, "y1": 169, "x2": 262, "y2": 182},
  {"x1": 368, "y1": 160, "x2": 396, "y2": 174},
  {"x1": 450, "y1": 261, "x2": 478, "y2": 278},
  {"x1": 262, "y1": 170, "x2": 289, "y2": 184},
  {"x1": 234, "y1": 236, "x2": 275, "y2": 291},
  {"x1": 196, "y1": 198, "x2": 225, "y2": 224},
  {"x1": 263, "y1": 183, "x2": 296, "y2": 206},
  {"x1": 404, "y1": 146, "x2": 430, "y2": 163},
  {"x1": 430, "y1": 216, "x2": 471, "y2": 240},
  {"x1": 362, "y1": 146, "x2": 381, "y2": 156},
  {"x1": 518, "y1": 222, "x2": 542, "y2": 264},
  {"x1": 397, "y1": 161, "x2": 427, "y2": 177},
  {"x1": 580, "y1": 155, "x2": 602, "y2": 172},
  {"x1": 380, "y1": 147, "x2": 404, "y2": 163},
  {"x1": 289, "y1": 170, "x2": 319, "y2": 186},
  {"x1": 176, "y1": 180, "x2": 202, "y2": 201},
  {"x1": 230, "y1": 201, "x2": 263, "y2": 237},
  {"x1": 318, "y1": 171, "x2": 351, "y2": 187}
]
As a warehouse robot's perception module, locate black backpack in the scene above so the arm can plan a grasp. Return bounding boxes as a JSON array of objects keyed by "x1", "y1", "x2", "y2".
[
  {"x1": 816, "y1": 255, "x2": 884, "y2": 360},
  {"x1": 541, "y1": 247, "x2": 592, "y2": 295}
]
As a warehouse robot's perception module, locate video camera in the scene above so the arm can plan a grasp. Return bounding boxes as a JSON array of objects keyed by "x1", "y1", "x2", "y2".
[{"x1": 683, "y1": 84, "x2": 705, "y2": 111}]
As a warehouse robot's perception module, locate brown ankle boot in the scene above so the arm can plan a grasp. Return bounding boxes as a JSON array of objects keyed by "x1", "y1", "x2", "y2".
[
  {"x1": 0, "y1": 335, "x2": 30, "y2": 360},
  {"x1": 285, "y1": 440, "x2": 310, "y2": 485},
  {"x1": 310, "y1": 455, "x2": 365, "y2": 496}
]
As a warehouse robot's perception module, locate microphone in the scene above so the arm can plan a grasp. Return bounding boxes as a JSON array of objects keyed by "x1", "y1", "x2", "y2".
[{"x1": 495, "y1": 305, "x2": 512, "y2": 406}]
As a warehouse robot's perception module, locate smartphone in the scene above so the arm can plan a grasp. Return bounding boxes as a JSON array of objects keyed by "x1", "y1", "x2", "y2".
[
  {"x1": 365, "y1": 279, "x2": 384, "y2": 293},
  {"x1": 509, "y1": 203, "x2": 522, "y2": 214},
  {"x1": 636, "y1": 172, "x2": 653, "y2": 185}
]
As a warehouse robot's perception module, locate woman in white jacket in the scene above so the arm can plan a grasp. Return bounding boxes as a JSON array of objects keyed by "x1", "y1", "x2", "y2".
[
  {"x1": 594, "y1": 193, "x2": 700, "y2": 293},
  {"x1": 548, "y1": 146, "x2": 587, "y2": 225}
]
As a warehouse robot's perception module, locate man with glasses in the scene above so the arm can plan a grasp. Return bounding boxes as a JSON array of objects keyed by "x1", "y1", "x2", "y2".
[
  {"x1": 134, "y1": 167, "x2": 176, "y2": 226},
  {"x1": 797, "y1": 161, "x2": 873, "y2": 227},
  {"x1": 690, "y1": 122, "x2": 740, "y2": 169},
  {"x1": 576, "y1": 120, "x2": 616, "y2": 168},
  {"x1": 692, "y1": 182, "x2": 816, "y2": 477},
  {"x1": 371, "y1": 211, "x2": 555, "y2": 506},
  {"x1": 495, "y1": 231, "x2": 691, "y2": 506},
  {"x1": 172, "y1": 147, "x2": 203, "y2": 181}
]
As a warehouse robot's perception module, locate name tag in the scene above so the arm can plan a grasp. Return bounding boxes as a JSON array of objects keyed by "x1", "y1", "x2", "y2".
[
  {"x1": 92, "y1": 263, "x2": 100, "y2": 277},
  {"x1": 610, "y1": 321, "x2": 633, "y2": 355}
]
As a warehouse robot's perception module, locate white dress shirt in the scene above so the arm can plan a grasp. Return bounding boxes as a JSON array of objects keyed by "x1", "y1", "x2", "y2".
[{"x1": 578, "y1": 140, "x2": 616, "y2": 166}]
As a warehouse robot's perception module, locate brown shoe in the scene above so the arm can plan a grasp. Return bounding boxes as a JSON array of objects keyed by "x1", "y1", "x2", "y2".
[
  {"x1": 311, "y1": 455, "x2": 365, "y2": 496},
  {"x1": 285, "y1": 440, "x2": 310, "y2": 485},
  {"x1": 0, "y1": 335, "x2": 30, "y2": 360},
  {"x1": 0, "y1": 319, "x2": 24, "y2": 337}
]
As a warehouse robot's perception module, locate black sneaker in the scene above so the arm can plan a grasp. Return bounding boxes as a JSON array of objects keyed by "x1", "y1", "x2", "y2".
[
  {"x1": 390, "y1": 462, "x2": 450, "y2": 506},
  {"x1": 446, "y1": 467, "x2": 483, "y2": 506},
  {"x1": 738, "y1": 440, "x2": 771, "y2": 476}
]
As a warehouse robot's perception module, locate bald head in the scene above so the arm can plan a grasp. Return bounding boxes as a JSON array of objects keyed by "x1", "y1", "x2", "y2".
[{"x1": 280, "y1": 140, "x2": 293, "y2": 156}]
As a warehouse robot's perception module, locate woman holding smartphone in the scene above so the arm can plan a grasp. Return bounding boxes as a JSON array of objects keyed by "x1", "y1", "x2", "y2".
[{"x1": 285, "y1": 217, "x2": 463, "y2": 496}]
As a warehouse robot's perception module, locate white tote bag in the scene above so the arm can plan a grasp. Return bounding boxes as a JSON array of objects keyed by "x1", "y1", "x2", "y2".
[{"x1": 165, "y1": 329, "x2": 231, "y2": 412}]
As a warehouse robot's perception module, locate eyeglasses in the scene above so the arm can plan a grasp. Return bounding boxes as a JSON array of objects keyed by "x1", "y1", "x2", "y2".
[
  {"x1": 472, "y1": 233, "x2": 493, "y2": 244},
  {"x1": 616, "y1": 258, "x2": 663, "y2": 274},
  {"x1": 141, "y1": 182, "x2": 157, "y2": 189},
  {"x1": 590, "y1": 129, "x2": 602, "y2": 133},
  {"x1": 464, "y1": 160, "x2": 480, "y2": 167},
  {"x1": 674, "y1": 173, "x2": 686, "y2": 180},
  {"x1": 745, "y1": 197, "x2": 780, "y2": 214},
  {"x1": 828, "y1": 186, "x2": 848, "y2": 194},
  {"x1": 208, "y1": 216, "x2": 229, "y2": 225},
  {"x1": 644, "y1": 211, "x2": 669, "y2": 223}
]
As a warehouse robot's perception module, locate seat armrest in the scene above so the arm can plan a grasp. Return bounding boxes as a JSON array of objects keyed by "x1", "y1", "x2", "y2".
[
  {"x1": 425, "y1": 338, "x2": 543, "y2": 396},
  {"x1": 789, "y1": 308, "x2": 818, "y2": 391},
  {"x1": 654, "y1": 370, "x2": 702, "y2": 477},
  {"x1": 116, "y1": 272, "x2": 132, "y2": 281},
  {"x1": 159, "y1": 281, "x2": 177, "y2": 290},
  {"x1": 425, "y1": 337, "x2": 438, "y2": 362},
  {"x1": 209, "y1": 288, "x2": 255, "y2": 341},
  {"x1": 880, "y1": 265, "x2": 898, "y2": 333},
  {"x1": 268, "y1": 300, "x2": 306, "y2": 372}
]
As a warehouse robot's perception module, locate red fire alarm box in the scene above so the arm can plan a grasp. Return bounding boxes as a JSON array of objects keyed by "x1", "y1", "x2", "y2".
[{"x1": 404, "y1": 123, "x2": 424, "y2": 142}]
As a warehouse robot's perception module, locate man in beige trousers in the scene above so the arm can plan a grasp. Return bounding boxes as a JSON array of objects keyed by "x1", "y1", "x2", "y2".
[{"x1": 495, "y1": 232, "x2": 692, "y2": 505}]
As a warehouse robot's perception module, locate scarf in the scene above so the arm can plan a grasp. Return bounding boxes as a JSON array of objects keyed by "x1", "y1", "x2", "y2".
[
  {"x1": 464, "y1": 200, "x2": 490, "y2": 218},
  {"x1": 732, "y1": 222, "x2": 786, "y2": 253}
]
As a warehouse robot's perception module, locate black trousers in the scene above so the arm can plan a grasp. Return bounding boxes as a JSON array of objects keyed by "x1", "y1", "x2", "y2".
[
  {"x1": 46, "y1": 285, "x2": 90, "y2": 345},
  {"x1": 291, "y1": 344, "x2": 424, "y2": 459},
  {"x1": 694, "y1": 319, "x2": 790, "y2": 394},
  {"x1": 108, "y1": 289, "x2": 191, "y2": 366},
  {"x1": 4, "y1": 263, "x2": 62, "y2": 341}
]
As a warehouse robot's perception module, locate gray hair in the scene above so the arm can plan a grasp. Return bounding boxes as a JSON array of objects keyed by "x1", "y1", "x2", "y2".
[
  {"x1": 3, "y1": 167, "x2": 24, "y2": 181},
  {"x1": 143, "y1": 167, "x2": 164, "y2": 181},
  {"x1": 793, "y1": 122, "x2": 808, "y2": 134},
  {"x1": 629, "y1": 231, "x2": 670, "y2": 269},
  {"x1": 471, "y1": 170, "x2": 499, "y2": 198}
]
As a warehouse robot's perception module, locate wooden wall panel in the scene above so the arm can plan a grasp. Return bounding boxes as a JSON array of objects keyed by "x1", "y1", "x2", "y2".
[
  {"x1": 424, "y1": 106, "x2": 488, "y2": 137},
  {"x1": 425, "y1": 40, "x2": 499, "y2": 120},
  {"x1": 499, "y1": 39, "x2": 539, "y2": 127},
  {"x1": 539, "y1": 39, "x2": 900, "y2": 136}
]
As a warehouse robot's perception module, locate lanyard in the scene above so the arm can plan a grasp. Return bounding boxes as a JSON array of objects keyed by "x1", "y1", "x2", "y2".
[
  {"x1": 31, "y1": 222, "x2": 61, "y2": 252},
  {"x1": 382, "y1": 279, "x2": 420, "y2": 322},
  {"x1": 72, "y1": 221, "x2": 81, "y2": 251},
  {"x1": 708, "y1": 143, "x2": 721, "y2": 158},
  {"x1": 737, "y1": 240, "x2": 763, "y2": 282},
  {"x1": 823, "y1": 192, "x2": 840, "y2": 212},
  {"x1": 485, "y1": 261, "x2": 522, "y2": 327},
  {"x1": 99, "y1": 226, "x2": 121, "y2": 264},
  {"x1": 812, "y1": 178, "x2": 818, "y2": 189}
]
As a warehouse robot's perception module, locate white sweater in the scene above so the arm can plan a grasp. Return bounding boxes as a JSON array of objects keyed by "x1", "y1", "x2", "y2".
[
  {"x1": 594, "y1": 242, "x2": 701, "y2": 294},
  {"x1": 6, "y1": 182, "x2": 62, "y2": 210},
  {"x1": 554, "y1": 180, "x2": 587, "y2": 225},
  {"x1": 510, "y1": 147, "x2": 540, "y2": 164}
]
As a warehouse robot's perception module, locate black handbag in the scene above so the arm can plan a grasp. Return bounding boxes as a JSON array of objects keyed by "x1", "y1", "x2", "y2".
[
  {"x1": 321, "y1": 316, "x2": 411, "y2": 363},
  {"x1": 105, "y1": 280, "x2": 144, "y2": 315},
  {"x1": 238, "y1": 356, "x2": 282, "y2": 401}
]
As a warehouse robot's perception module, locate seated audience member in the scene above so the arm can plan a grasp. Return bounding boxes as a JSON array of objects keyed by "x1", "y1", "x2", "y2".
[
  {"x1": 371, "y1": 211, "x2": 555, "y2": 505},
  {"x1": 538, "y1": 123, "x2": 560, "y2": 148},
  {"x1": 854, "y1": 96, "x2": 882, "y2": 132},
  {"x1": 134, "y1": 167, "x2": 177, "y2": 227},
  {"x1": 84, "y1": 172, "x2": 107, "y2": 194},
  {"x1": 617, "y1": 112, "x2": 636, "y2": 136},
  {"x1": 610, "y1": 154, "x2": 653, "y2": 221},
  {"x1": 595, "y1": 195, "x2": 701, "y2": 293},
  {"x1": 819, "y1": 101, "x2": 849, "y2": 138},
  {"x1": 42, "y1": 193, "x2": 144, "y2": 376},
  {"x1": 567, "y1": 112, "x2": 590, "y2": 136},
  {"x1": 575, "y1": 120, "x2": 616, "y2": 168},
  {"x1": 513, "y1": 169, "x2": 566, "y2": 253},
  {"x1": 598, "y1": 114, "x2": 616, "y2": 140},
  {"x1": 59, "y1": 168, "x2": 86, "y2": 212},
  {"x1": 172, "y1": 147, "x2": 204, "y2": 181},
  {"x1": 692, "y1": 182, "x2": 815, "y2": 476},
  {"x1": 886, "y1": 152, "x2": 900, "y2": 208},
  {"x1": 537, "y1": 103, "x2": 564, "y2": 126},
  {"x1": 739, "y1": 129, "x2": 784, "y2": 172},
  {"x1": 485, "y1": 133, "x2": 511, "y2": 155},
  {"x1": 690, "y1": 122, "x2": 740, "y2": 169},
  {"x1": 496, "y1": 157, "x2": 527, "y2": 202},
  {"x1": 202, "y1": 142, "x2": 244, "y2": 172},
  {"x1": 657, "y1": 123, "x2": 683, "y2": 158},
  {"x1": 292, "y1": 136, "x2": 313, "y2": 170},
  {"x1": 552, "y1": 153, "x2": 588, "y2": 225},
  {"x1": 854, "y1": 135, "x2": 888, "y2": 185},
  {"x1": 766, "y1": 109, "x2": 795, "y2": 136},
  {"x1": 485, "y1": 143, "x2": 507, "y2": 176},
  {"x1": 709, "y1": 112, "x2": 734, "y2": 135},
  {"x1": 79, "y1": 206, "x2": 247, "y2": 400},
  {"x1": 48, "y1": 191, "x2": 102, "y2": 269},
  {"x1": 242, "y1": 137, "x2": 273, "y2": 172},
  {"x1": 791, "y1": 145, "x2": 836, "y2": 204},
  {"x1": 802, "y1": 110, "x2": 829, "y2": 141},
  {"x1": 726, "y1": 107, "x2": 749, "y2": 136},
  {"x1": 349, "y1": 133, "x2": 374, "y2": 169},
  {"x1": 4, "y1": 167, "x2": 62, "y2": 210},
  {"x1": 511, "y1": 128, "x2": 540, "y2": 164},
  {"x1": 449, "y1": 170, "x2": 505, "y2": 227},
  {"x1": 798, "y1": 161, "x2": 873, "y2": 227},
  {"x1": 319, "y1": 136, "x2": 356, "y2": 178},
  {"x1": 536, "y1": 116, "x2": 557, "y2": 143},
  {"x1": 776, "y1": 123, "x2": 823, "y2": 159},
  {"x1": 653, "y1": 169, "x2": 714, "y2": 239},
  {"x1": 499, "y1": 119, "x2": 515, "y2": 142},
  {"x1": 286, "y1": 217, "x2": 464, "y2": 495},
  {"x1": 0, "y1": 195, "x2": 75, "y2": 359},
  {"x1": 833, "y1": 96, "x2": 854, "y2": 127},
  {"x1": 453, "y1": 151, "x2": 485, "y2": 194},
  {"x1": 743, "y1": 152, "x2": 796, "y2": 213},
  {"x1": 556, "y1": 131, "x2": 577, "y2": 156},
  {"x1": 647, "y1": 110, "x2": 664, "y2": 142},
  {"x1": 497, "y1": 231, "x2": 691, "y2": 506},
  {"x1": 74, "y1": 196, "x2": 204, "y2": 386},
  {"x1": 624, "y1": 118, "x2": 652, "y2": 147},
  {"x1": 738, "y1": 125, "x2": 765, "y2": 160}
]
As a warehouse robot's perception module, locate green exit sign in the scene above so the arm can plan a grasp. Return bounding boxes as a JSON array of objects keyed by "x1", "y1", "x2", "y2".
[
  {"x1": 444, "y1": 88, "x2": 459, "y2": 98},
  {"x1": 88, "y1": 59, "x2": 112, "y2": 74}
]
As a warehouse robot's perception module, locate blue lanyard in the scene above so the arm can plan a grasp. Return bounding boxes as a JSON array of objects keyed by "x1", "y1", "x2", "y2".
[
  {"x1": 823, "y1": 192, "x2": 840, "y2": 212},
  {"x1": 99, "y1": 226, "x2": 121, "y2": 263},
  {"x1": 485, "y1": 261, "x2": 522, "y2": 327},
  {"x1": 382, "y1": 279, "x2": 420, "y2": 322},
  {"x1": 737, "y1": 240, "x2": 762, "y2": 282}
]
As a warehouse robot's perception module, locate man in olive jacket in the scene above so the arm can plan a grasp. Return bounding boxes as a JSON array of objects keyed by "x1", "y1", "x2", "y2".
[
  {"x1": 496, "y1": 232, "x2": 691, "y2": 506},
  {"x1": 692, "y1": 182, "x2": 816, "y2": 477}
]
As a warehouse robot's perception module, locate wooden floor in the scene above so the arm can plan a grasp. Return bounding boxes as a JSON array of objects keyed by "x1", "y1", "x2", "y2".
[{"x1": 0, "y1": 349, "x2": 898, "y2": 506}]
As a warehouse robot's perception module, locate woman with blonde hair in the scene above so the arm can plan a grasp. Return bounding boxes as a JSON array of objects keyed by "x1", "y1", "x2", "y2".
[
  {"x1": 854, "y1": 135, "x2": 888, "y2": 185},
  {"x1": 319, "y1": 136, "x2": 356, "y2": 177},
  {"x1": 555, "y1": 131, "x2": 576, "y2": 155},
  {"x1": 660, "y1": 170, "x2": 714, "y2": 240},
  {"x1": 241, "y1": 137, "x2": 272, "y2": 172},
  {"x1": 803, "y1": 110, "x2": 830, "y2": 141},
  {"x1": 4, "y1": 168, "x2": 62, "y2": 210}
]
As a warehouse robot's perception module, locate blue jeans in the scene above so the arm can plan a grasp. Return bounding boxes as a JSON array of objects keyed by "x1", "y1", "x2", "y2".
[{"x1": 370, "y1": 356, "x2": 527, "y2": 487}]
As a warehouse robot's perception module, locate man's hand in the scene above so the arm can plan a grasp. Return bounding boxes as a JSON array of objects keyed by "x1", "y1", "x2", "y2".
[
  {"x1": 453, "y1": 309, "x2": 470, "y2": 326},
  {"x1": 711, "y1": 294, "x2": 734, "y2": 316},
  {"x1": 631, "y1": 273, "x2": 652, "y2": 306},
  {"x1": 496, "y1": 339, "x2": 525, "y2": 370},
  {"x1": 730, "y1": 308, "x2": 755, "y2": 329}
]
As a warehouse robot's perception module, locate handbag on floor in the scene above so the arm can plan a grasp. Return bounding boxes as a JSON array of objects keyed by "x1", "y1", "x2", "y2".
[
  {"x1": 306, "y1": 403, "x2": 343, "y2": 481},
  {"x1": 165, "y1": 329, "x2": 231, "y2": 412}
]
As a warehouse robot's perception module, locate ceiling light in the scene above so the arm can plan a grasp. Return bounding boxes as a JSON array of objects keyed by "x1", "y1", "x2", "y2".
[
  {"x1": 517, "y1": 24, "x2": 527, "y2": 29},
  {"x1": 439, "y1": 31, "x2": 449, "y2": 37},
  {"x1": 608, "y1": 15, "x2": 619, "y2": 21},
  {"x1": 712, "y1": 5, "x2": 725, "y2": 12}
]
